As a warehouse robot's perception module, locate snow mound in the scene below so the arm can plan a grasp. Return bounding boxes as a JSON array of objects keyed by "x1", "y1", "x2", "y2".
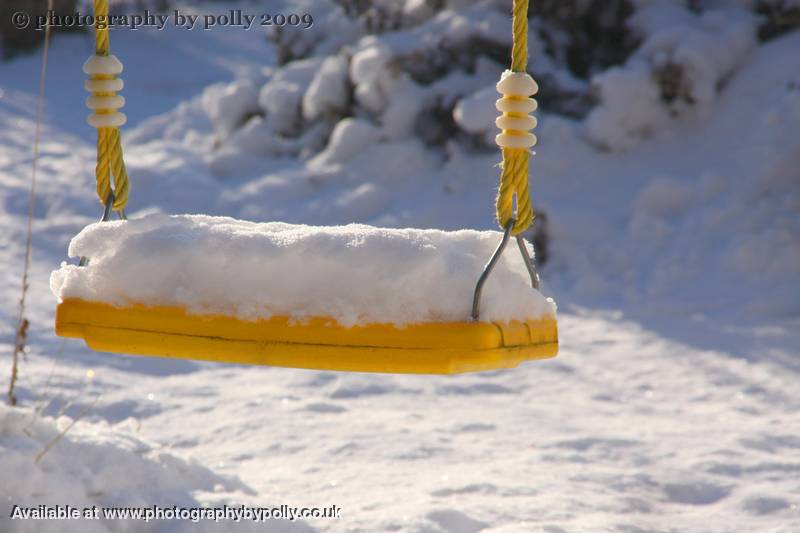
[
  {"x1": 586, "y1": 4, "x2": 757, "y2": 150},
  {"x1": 50, "y1": 215, "x2": 555, "y2": 326},
  {"x1": 201, "y1": 80, "x2": 260, "y2": 139},
  {"x1": 0, "y1": 404, "x2": 264, "y2": 533}
]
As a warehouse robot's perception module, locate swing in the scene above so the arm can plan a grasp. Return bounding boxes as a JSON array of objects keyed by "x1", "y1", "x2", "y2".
[{"x1": 54, "y1": 0, "x2": 558, "y2": 374}]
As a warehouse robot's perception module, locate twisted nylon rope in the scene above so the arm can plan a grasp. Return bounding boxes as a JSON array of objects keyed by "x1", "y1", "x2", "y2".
[
  {"x1": 92, "y1": 0, "x2": 129, "y2": 211},
  {"x1": 496, "y1": 0, "x2": 533, "y2": 235}
]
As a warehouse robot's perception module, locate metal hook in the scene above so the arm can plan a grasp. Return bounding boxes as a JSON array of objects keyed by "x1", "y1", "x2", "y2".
[
  {"x1": 515, "y1": 234, "x2": 540, "y2": 290},
  {"x1": 78, "y1": 191, "x2": 125, "y2": 267},
  {"x1": 471, "y1": 220, "x2": 541, "y2": 320}
]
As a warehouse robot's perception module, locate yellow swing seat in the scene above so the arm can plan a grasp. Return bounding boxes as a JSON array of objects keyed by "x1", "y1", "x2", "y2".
[
  {"x1": 56, "y1": 299, "x2": 558, "y2": 374},
  {"x1": 56, "y1": 0, "x2": 557, "y2": 375}
]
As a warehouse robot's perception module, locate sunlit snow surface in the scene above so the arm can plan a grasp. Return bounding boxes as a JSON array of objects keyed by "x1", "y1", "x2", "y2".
[
  {"x1": 51, "y1": 215, "x2": 554, "y2": 325},
  {"x1": 1, "y1": 2, "x2": 799, "y2": 532}
]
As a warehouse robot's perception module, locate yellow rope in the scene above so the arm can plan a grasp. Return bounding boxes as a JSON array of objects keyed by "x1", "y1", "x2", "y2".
[
  {"x1": 496, "y1": 0, "x2": 533, "y2": 235},
  {"x1": 92, "y1": 0, "x2": 129, "y2": 211},
  {"x1": 93, "y1": 0, "x2": 110, "y2": 55}
]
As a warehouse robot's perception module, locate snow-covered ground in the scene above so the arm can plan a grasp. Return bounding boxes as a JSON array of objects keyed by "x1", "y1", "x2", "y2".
[{"x1": 1, "y1": 1, "x2": 799, "y2": 531}]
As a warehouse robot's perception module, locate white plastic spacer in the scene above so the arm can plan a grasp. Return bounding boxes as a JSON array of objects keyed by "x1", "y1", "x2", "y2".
[
  {"x1": 83, "y1": 55, "x2": 124, "y2": 76},
  {"x1": 84, "y1": 78, "x2": 124, "y2": 93},
  {"x1": 495, "y1": 70, "x2": 538, "y2": 149},
  {"x1": 495, "y1": 115, "x2": 537, "y2": 131},
  {"x1": 88, "y1": 112, "x2": 127, "y2": 128},
  {"x1": 495, "y1": 97, "x2": 537, "y2": 114},
  {"x1": 86, "y1": 95, "x2": 125, "y2": 111},
  {"x1": 84, "y1": 54, "x2": 125, "y2": 129},
  {"x1": 496, "y1": 70, "x2": 538, "y2": 97},
  {"x1": 495, "y1": 132, "x2": 537, "y2": 149}
]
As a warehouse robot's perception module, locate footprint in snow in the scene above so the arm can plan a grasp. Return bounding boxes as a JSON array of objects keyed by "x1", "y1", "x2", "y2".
[
  {"x1": 393, "y1": 445, "x2": 450, "y2": 460},
  {"x1": 741, "y1": 496, "x2": 791, "y2": 515},
  {"x1": 551, "y1": 437, "x2": 640, "y2": 452},
  {"x1": 302, "y1": 402, "x2": 347, "y2": 413},
  {"x1": 426, "y1": 509, "x2": 488, "y2": 533},
  {"x1": 662, "y1": 481, "x2": 731, "y2": 505},
  {"x1": 431, "y1": 483, "x2": 498, "y2": 497},
  {"x1": 739, "y1": 433, "x2": 800, "y2": 453},
  {"x1": 436, "y1": 383, "x2": 514, "y2": 395},
  {"x1": 453, "y1": 422, "x2": 496, "y2": 432}
]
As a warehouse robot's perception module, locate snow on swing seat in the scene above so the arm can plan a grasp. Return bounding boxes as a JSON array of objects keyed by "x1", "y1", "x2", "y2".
[{"x1": 52, "y1": 214, "x2": 558, "y2": 374}]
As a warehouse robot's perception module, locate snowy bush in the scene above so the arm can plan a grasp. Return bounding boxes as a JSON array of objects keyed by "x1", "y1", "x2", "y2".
[
  {"x1": 453, "y1": 85, "x2": 500, "y2": 145},
  {"x1": 201, "y1": 80, "x2": 260, "y2": 139},
  {"x1": 756, "y1": 0, "x2": 800, "y2": 40},
  {"x1": 203, "y1": 2, "x2": 523, "y2": 163},
  {"x1": 268, "y1": 1, "x2": 365, "y2": 64},
  {"x1": 197, "y1": 0, "x2": 777, "y2": 161},
  {"x1": 532, "y1": 0, "x2": 638, "y2": 79},
  {"x1": 585, "y1": 4, "x2": 758, "y2": 150},
  {"x1": 302, "y1": 54, "x2": 351, "y2": 121},
  {"x1": 309, "y1": 118, "x2": 382, "y2": 167},
  {"x1": 258, "y1": 57, "x2": 323, "y2": 137}
]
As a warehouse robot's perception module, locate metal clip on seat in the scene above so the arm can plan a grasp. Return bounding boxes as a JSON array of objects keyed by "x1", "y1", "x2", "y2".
[{"x1": 472, "y1": 219, "x2": 540, "y2": 320}]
